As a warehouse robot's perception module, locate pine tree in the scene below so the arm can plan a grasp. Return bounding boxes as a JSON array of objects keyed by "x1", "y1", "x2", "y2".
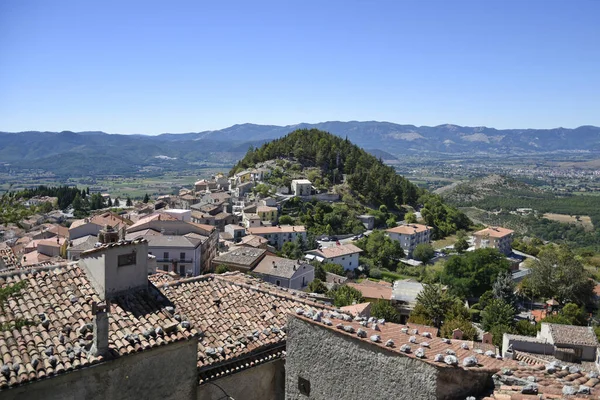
[
  {"x1": 143, "y1": 193, "x2": 150, "y2": 203},
  {"x1": 114, "y1": 198, "x2": 120, "y2": 207},
  {"x1": 107, "y1": 197, "x2": 113, "y2": 207},
  {"x1": 126, "y1": 197, "x2": 133, "y2": 207}
]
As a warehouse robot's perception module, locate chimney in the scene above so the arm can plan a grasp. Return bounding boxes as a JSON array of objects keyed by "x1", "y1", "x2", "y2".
[
  {"x1": 91, "y1": 301, "x2": 109, "y2": 356},
  {"x1": 452, "y1": 328, "x2": 463, "y2": 340},
  {"x1": 482, "y1": 332, "x2": 493, "y2": 345}
]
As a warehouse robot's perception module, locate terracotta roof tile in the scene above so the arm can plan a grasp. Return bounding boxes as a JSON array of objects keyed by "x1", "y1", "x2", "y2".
[
  {"x1": 292, "y1": 314, "x2": 508, "y2": 372},
  {"x1": 154, "y1": 272, "x2": 333, "y2": 383},
  {"x1": 0, "y1": 264, "x2": 196, "y2": 389},
  {"x1": 474, "y1": 226, "x2": 514, "y2": 238},
  {"x1": 386, "y1": 224, "x2": 431, "y2": 235},
  {"x1": 346, "y1": 281, "x2": 393, "y2": 300},
  {"x1": 315, "y1": 243, "x2": 363, "y2": 259}
]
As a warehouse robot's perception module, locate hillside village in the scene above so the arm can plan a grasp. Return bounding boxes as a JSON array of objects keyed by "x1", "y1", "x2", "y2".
[{"x1": 1, "y1": 130, "x2": 600, "y2": 399}]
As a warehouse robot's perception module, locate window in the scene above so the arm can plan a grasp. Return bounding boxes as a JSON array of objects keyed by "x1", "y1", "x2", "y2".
[
  {"x1": 180, "y1": 252, "x2": 186, "y2": 261},
  {"x1": 276, "y1": 280, "x2": 281, "y2": 286},
  {"x1": 163, "y1": 265, "x2": 168, "y2": 272},
  {"x1": 117, "y1": 253, "x2": 136, "y2": 267},
  {"x1": 163, "y1": 252, "x2": 169, "y2": 260}
]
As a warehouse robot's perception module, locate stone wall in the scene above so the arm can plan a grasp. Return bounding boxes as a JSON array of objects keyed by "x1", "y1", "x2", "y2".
[
  {"x1": 197, "y1": 359, "x2": 285, "y2": 400},
  {"x1": 285, "y1": 316, "x2": 439, "y2": 400},
  {"x1": 1, "y1": 339, "x2": 198, "y2": 400},
  {"x1": 286, "y1": 316, "x2": 495, "y2": 400}
]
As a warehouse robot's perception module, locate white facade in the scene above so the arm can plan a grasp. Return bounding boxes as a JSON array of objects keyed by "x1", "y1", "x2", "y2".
[
  {"x1": 162, "y1": 209, "x2": 191, "y2": 222},
  {"x1": 387, "y1": 226, "x2": 431, "y2": 259},
  {"x1": 80, "y1": 241, "x2": 149, "y2": 300},
  {"x1": 147, "y1": 242, "x2": 202, "y2": 277},
  {"x1": 326, "y1": 253, "x2": 360, "y2": 271},
  {"x1": 291, "y1": 179, "x2": 312, "y2": 196}
]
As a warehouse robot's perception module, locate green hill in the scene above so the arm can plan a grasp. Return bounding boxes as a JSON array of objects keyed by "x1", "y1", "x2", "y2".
[
  {"x1": 231, "y1": 128, "x2": 421, "y2": 209},
  {"x1": 231, "y1": 129, "x2": 472, "y2": 239}
]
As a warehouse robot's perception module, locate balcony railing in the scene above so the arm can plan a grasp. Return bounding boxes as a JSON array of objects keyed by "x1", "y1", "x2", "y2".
[{"x1": 156, "y1": 258, "x2": 194, "y2": 263}]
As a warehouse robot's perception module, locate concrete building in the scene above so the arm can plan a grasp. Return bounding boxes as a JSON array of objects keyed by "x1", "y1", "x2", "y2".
[
  {"x1": 211, "y1": 247, "x2": 267, "y2": 272},
  {"x1": 306, "y1": 243, "x2": 362, "y2": 271},
  {"x1": 67, "y1": 235, "x2": 98, "y2": 260},
  {"x1": 474, "y1": 227, "x2": 514, "y2": 255},
  {"x1": 257, "y1": 206, "x2": 278, "y2": 224},
  {"x1": 69, "y1": 212, "x2": 132, "y2": 240},
  {"x1": 135, "y1": 233, "x2": 206, "y2": 276},
  {"x1": 357, "y1": 214, "x2": 375, "y2": 230},
  {"x1": 127, "y1": 213, "x2": 218, "y2": 273},
  {"x1": 285, "y1": 314, "x2": 508, "y2": 400},
  {"x1": 386, "y1": 223, "x2": 432, "y2": 259},
  {"x1": 291, "y1": 179, "x2": 312, "y2": 196},
  {"x1": 242, "y1": 212, "x2": 262, "y2": 228},
  {"x1": 237, "y1": 234, "x2": 272, "y2": 250},
  {"x1": 253, "y1": 255, "x2": 314, "y2": 290},
  {"x1": 194, "y1": 179, "x2": 217, "y2": 192},
  {"x1": 247, "y1": 225, "x2": 307, "y2": 250},
  {"x1": 503, "y1": 322, "x2": 599, "y2": 363},
  {"x1": 224, "y1": 224, "x2": 246, "y2": 242}
]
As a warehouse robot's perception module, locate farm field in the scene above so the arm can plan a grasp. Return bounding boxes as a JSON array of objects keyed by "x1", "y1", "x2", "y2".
[{"x1": 543, "y1": 213, "x2": 594, "y2": 231}]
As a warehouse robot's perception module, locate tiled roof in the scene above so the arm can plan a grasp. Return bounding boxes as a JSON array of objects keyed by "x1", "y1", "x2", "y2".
[
  {"x1": 148, "y1": 270, "x2": 182, "y2": 286},
  {"x1": 253, "y1": 255, "x2": 311, "y2": 279},
  {"x1": 81, "y1": 239, "x2": 147, "y2": 257},
  {"x1": 20, "y1": 251, "x2": 54, "y2": 267},
  {"x1": 474, "y1": 226, "x2": 514, "y2": 238},
  {"x1": 545, "y1": 323, "x2": 598, "y2": 347},
  {"x1": 0, "y1": 264, "x2": 196, "y2": 389},
  {"x1": 347, "y1": 281, "x2": 393, "y2": 300},
  {"x1": 127, "y1": 213, "x2": 179, "y2": 230},
  {"x1": 340, "y1": 302, "x2": 371, "y2": 317},
  {"x1": 154, "y1": 272, "x2": 333, "y2": 383},
  {"x1": 256, "y1": 206, "x2": 277, "y2": 213},
  {"x1": 70, "y1": 212, "x2": 132, "y2": 230},
  {"x1": 316, "y1": 243, "x2": 363, "y2": 259},
  {"x1": 292, "y1": 314, "x2": 506, "y2": 372},
  {"x1": 0, "y1": 246, "x2": 20, "y2": 271},
  {"x1": 325, "y1": 272, "x2": 348, "y2": 285},
  {"x1": 247, "y1": 225, "x2": 306, "y2": 235},
  {"x1": 212, "y1": 247, "x2": 266, "y2": 267},
  {"x1": 484, "y1": 356, "x2": 600, "y2": 399},
  {"x1": 386, "y1": 224, "x2": 431, "y2": 235},
  {"x1": 238, "y1": 235, "x2": 269, "y2": 248}
]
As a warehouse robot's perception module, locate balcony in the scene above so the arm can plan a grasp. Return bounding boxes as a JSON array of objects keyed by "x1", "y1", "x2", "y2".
[{"x1": 156, "y1": 258, "x2": 194, "y2": 263}]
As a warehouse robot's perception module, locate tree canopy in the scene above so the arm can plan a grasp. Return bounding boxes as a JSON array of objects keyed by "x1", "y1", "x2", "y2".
[
  {"x1": 440, "y1": 249, "x2": 511, "y2": 299},
  {"x1": 527, "y1": 246, "x2": 595, "y2": 306},
  {"x1": 231, "y1": 129, "x2": 423, "y2": 209},
  {"x1": 355, "y1": 230, "x2": 404, "y2": 270}
]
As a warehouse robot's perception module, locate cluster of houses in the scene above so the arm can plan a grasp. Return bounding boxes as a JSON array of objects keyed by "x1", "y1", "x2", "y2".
[
  {"x1": 1, "y1": 233, "x2": 598, "y2": 400},
  {"x1": 2, "y1": 176, "x2": 598, "y2": 399}
]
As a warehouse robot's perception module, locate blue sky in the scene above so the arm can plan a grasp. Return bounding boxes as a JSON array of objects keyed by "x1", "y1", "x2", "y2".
[{"x1": 1, "y1": 0, "x2": 598, "y2": 134}]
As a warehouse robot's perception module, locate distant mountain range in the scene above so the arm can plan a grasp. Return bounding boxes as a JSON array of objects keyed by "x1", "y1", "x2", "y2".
[{"x1": 1, "y1": 122, "x2": 599, "y2": 176}]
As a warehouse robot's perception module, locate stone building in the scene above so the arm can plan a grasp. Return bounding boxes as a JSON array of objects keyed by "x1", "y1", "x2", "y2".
[
  {"x1": 0, "y1": 239, "x2": 198, "y2": 400},
  {"x1": 503, "y1": 322, "x2": 599, "y2": 363},
  {"x1": 154, "y1": 272, "x2": 334, "y2": 400},
  {"x1": 285, "y1": 314, "x2": 509, "y2": 400},
  {"x1": 253, "y1": 255, "x2": 315, "y2": 290}
]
